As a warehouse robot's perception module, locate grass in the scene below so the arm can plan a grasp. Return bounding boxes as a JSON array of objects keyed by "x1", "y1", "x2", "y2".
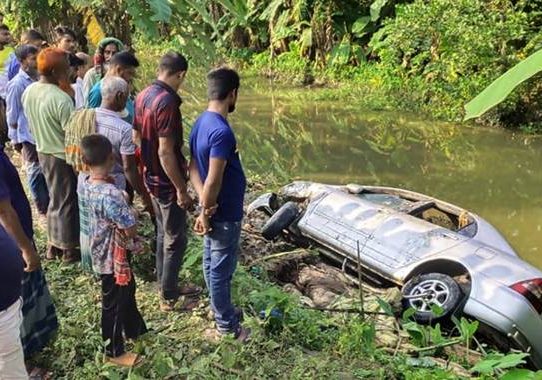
[
  {"x1": 30, "y1": 206, "x2": 483, "y2": 379},
  {"x1": 15, "y1": 159, "x2": 517, "y2": 379}
]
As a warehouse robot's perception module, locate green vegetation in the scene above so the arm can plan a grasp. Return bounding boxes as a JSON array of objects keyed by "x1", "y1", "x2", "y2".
[
  {"x1": 31, "y1": 213, "x2": 542, "y2": 379},
  {"x1": 465, "y1": 48, "x2": 542, "y2": 121},
  {"x1": 5, "y1": 0, "x2": 542, "y2": 130},
  {"x1": 6, "y1": 0, "x2": 542, "y2": 377}
]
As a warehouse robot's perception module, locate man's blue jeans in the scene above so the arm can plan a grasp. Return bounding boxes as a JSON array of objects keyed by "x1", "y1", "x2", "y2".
[{"x1": 203, "y1": 221, "x2": 241, "y2": 334}]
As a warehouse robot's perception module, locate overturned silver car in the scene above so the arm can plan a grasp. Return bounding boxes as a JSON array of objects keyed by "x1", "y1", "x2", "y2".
[{"x1": 248, "y1": 181, "x2": 542, "y2": 368}]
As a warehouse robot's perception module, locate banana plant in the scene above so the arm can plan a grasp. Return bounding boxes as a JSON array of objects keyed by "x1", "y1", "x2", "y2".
[{"x1": 464, "y1": 49, "x2": 542, "y2": 120}]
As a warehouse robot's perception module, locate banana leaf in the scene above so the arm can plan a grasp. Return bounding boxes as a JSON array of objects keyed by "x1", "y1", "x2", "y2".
[
  {"x1": 84, "y1": 10, "x2": 105, "y2": 47},
  {"x1": 464, "y1": 49, "x2": 542, "y2": 120}
]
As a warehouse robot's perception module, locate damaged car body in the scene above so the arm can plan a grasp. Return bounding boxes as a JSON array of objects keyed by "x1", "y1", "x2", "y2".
[{"x1": 248, "y1": 181, "x2": 542, "y2": 368}]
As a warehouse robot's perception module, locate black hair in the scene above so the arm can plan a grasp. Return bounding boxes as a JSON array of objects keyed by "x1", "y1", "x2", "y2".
[
  {"x1": 110, "y1": 51, "x2": 139, "y2": 68},
  {"x1": 81, "y1": 134, "x2": 113, "y2": 167},
  {"x1": 15, "y1": 44, "x2": 38, "y2": 61},
  {"x1": 54, "y1": 26, "x2": 76, "y2": 41},
  {"x1": 0, "y1": 24, "x2": 9, "y2": 32},
  {"x1": 207, "y1": 67, "x2": 240, "y2": 101},
  {"x1": 21, "y1": 29, "x2": 45, "y2": 43},
  {"x1": 159, "y1": 52, "x2": 188, "y2": 75},
  {"x1": 68, "y1": 53, "x2": 84, "y2": 68}
]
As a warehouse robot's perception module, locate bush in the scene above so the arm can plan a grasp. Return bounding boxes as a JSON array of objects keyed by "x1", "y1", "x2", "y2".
[
  {"x1": 251, "y1": 42, "x2": 313, "y2": 85},
  {"x1": 368, "y1": 0, "x2": 530, "y2": 121}
]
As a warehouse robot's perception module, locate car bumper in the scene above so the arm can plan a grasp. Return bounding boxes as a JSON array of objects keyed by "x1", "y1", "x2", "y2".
[{"x1": 465, "y1": 277, "x2": 542, "y2": 368}]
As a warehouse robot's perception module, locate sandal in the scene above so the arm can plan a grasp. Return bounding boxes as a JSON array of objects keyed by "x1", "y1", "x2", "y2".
[
  {"x1": 45, "y1": 246, "x2": 62, "y2": 260},
  {"x1": 105, "y1": 352, "x2": 143, "y2": 368},
  {"x1": 160, "y1": 296, "x2": 200, "y2": 312},
  {"x1": 203, "y1": 325, "x2": 251, "y2": 343},
  {"x1": 179, "y1": 284, "x2": 202, "y2": 296},
  {"x1": 235, "y1": 326, "x2": 251, "y2": 343},
  {"x1": 62, "y1": 249, "x2": 81, "y2": 264}
]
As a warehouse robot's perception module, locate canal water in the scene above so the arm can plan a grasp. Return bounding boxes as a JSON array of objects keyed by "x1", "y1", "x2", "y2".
[{"x1": 182, "y1": 77, "x2": 542, "y2": 269}]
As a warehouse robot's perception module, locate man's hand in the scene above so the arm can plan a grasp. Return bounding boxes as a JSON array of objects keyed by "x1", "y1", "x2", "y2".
[
  {"x1": 22, "y1": 246, "x2": 40, "y2": 272},
  {"x1": 193, "y1": 213, "x2": 211, "y2": 236},
  {"x1": 177, "y1": 189, "x2": 193, "y2": 210},
  {"x1": 123, "y1": 225, "x2": 138, "y2": 239},
  {"x1": 203, "y1": 204, "x2": 218, "y2": 217},
  {"x1": 142, "y1": 194, "x2": 155, "y2": 217}
]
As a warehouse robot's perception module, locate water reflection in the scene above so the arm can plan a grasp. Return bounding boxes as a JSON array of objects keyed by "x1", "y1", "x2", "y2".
[{"x1": 182, "y1": 78, "x2": 542, "y2": 269}]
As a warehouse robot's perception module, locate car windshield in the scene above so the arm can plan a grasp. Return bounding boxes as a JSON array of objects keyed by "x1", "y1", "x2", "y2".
[{"x1": 357, "y1": 193, "x2": 413, "y2": 211}]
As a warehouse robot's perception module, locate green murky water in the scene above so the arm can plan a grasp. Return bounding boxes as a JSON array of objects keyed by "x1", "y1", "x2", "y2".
[{"x1": 183, "y1": 78, "x2": 542, "y2": 269}]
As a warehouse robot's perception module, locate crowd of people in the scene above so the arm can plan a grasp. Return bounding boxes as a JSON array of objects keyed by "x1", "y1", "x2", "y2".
[{"x1": 0, "y1": 21, "x2": 249, "y2": 378}]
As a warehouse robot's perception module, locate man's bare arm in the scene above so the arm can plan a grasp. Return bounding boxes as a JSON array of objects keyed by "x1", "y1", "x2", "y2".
[
  {"x1": 193, "y1": 158, "x2": 227, "y2": 235},
  {"x1": 189, "y1": 158, "x2": 204, "y2": 199},
  {"x1": 132, "y1": 129, "x2": 141, "y2": 147},
  {"x1": 200, "y1": 158, "x2": 227, "y2": 209},
  {"x1": 158, "y1": 136, "x2": 188, "y2": 192},
  {"x1": 122, "y1": 154, "x2": 153, "y2": 211}
]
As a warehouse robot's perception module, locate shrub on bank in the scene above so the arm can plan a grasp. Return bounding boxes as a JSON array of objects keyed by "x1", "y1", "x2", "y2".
[
  {"x1": 239, "y1": 0, "x2": 542, "y2": 130},
  {"x1": 370, "y1": 0, "x2": 528, "y2": 122}
]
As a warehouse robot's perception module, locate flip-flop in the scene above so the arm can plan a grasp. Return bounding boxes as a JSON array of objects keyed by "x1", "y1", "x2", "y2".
[
  {"x1": 203, "y1": 326, "x2": 251, "y2": 343},
  {"x1": 45, "y1": 246, "x2": 61, "y2": 260},
  {"x1": 105, "y1": 352, "x2": 143, "y2": 368},
  {"x1": 160, "y1": 296, "x2": 199, "y2": 312},
  {"x1": 179, "y1": 296, "x2": 200, "y2": 311},
  {"x1": 179, "y1": 285, "x2": 203, "y2": 296}
]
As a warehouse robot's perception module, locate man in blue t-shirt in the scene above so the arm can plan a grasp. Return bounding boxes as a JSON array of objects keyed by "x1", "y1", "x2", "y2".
[
  {"x1": 0, "y1": 147, "x2": 40, "y2": 377},
  {"x1": 86, "y1": 52, "x2": 138, "y2": 124},
  {"x1": 189, "y1": 67, "x2": 249, "y2": 341}
]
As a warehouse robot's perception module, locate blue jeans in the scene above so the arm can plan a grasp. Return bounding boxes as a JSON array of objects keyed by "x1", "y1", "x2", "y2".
[
  {"x1": 26, "y1": 159, "x2": 49, "y2": 215},
  {"x1": 203, "y1": 221, "x2": 241, "y2": 334}
]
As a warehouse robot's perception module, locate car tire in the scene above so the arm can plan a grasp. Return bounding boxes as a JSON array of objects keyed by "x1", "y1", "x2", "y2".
[
  {"x1": 401, "y1": 273, "x2": 463, "y2": 323},
  {"x1": 261, "y1": 202, "x2": 300, "y2": 240}
]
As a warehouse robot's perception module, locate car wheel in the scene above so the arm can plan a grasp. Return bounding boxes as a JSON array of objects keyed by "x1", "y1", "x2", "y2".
[
  {"x1": 261, "y1": 202, "x2": 300, "y2": 240},
  {"x1": 401, "y1": 273, "x2": 463, "y2": 323}
]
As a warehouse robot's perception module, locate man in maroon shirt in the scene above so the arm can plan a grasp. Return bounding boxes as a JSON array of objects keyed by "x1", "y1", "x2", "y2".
[{"x1": 134, "y1": 52, "x2": 200, "y2": 311}]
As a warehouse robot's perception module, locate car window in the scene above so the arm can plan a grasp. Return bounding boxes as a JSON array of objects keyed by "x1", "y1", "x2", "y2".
[{"x1": 357, "y1": 193, "x2": 413, "y2": 211}]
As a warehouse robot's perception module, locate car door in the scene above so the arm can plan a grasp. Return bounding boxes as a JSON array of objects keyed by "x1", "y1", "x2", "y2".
[{"x1": 298, "y1": 191, "x2": 397, "y2": 275}]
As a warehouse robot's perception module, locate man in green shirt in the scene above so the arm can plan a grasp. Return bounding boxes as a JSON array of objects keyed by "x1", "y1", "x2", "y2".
[{"x1": 22, "y1": 47, "x2": 80, "y2": 262}]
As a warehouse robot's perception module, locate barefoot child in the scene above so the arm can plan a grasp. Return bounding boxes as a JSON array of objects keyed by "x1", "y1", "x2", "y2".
[{"x1": 77, "y1": 134, "x2": 146, "y2": 367}]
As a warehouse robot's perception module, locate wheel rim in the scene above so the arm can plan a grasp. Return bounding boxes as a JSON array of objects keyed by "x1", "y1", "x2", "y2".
[{"x1": 406, "y1": 279, "x2": 451, "y2": 313}]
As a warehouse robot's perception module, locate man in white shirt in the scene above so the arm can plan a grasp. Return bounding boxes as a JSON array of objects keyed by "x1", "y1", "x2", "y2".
[{"x1": 71, "y1": 52, "x2": 91, "y2": 109}]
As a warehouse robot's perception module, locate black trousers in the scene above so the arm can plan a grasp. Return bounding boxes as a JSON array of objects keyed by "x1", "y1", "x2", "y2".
[
  {"x1": 151, "y1": 196, "x2": 187, "y2": 301},
  {"x1": 101, "y1": 274, "x2": 147, "y2": 357}
]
